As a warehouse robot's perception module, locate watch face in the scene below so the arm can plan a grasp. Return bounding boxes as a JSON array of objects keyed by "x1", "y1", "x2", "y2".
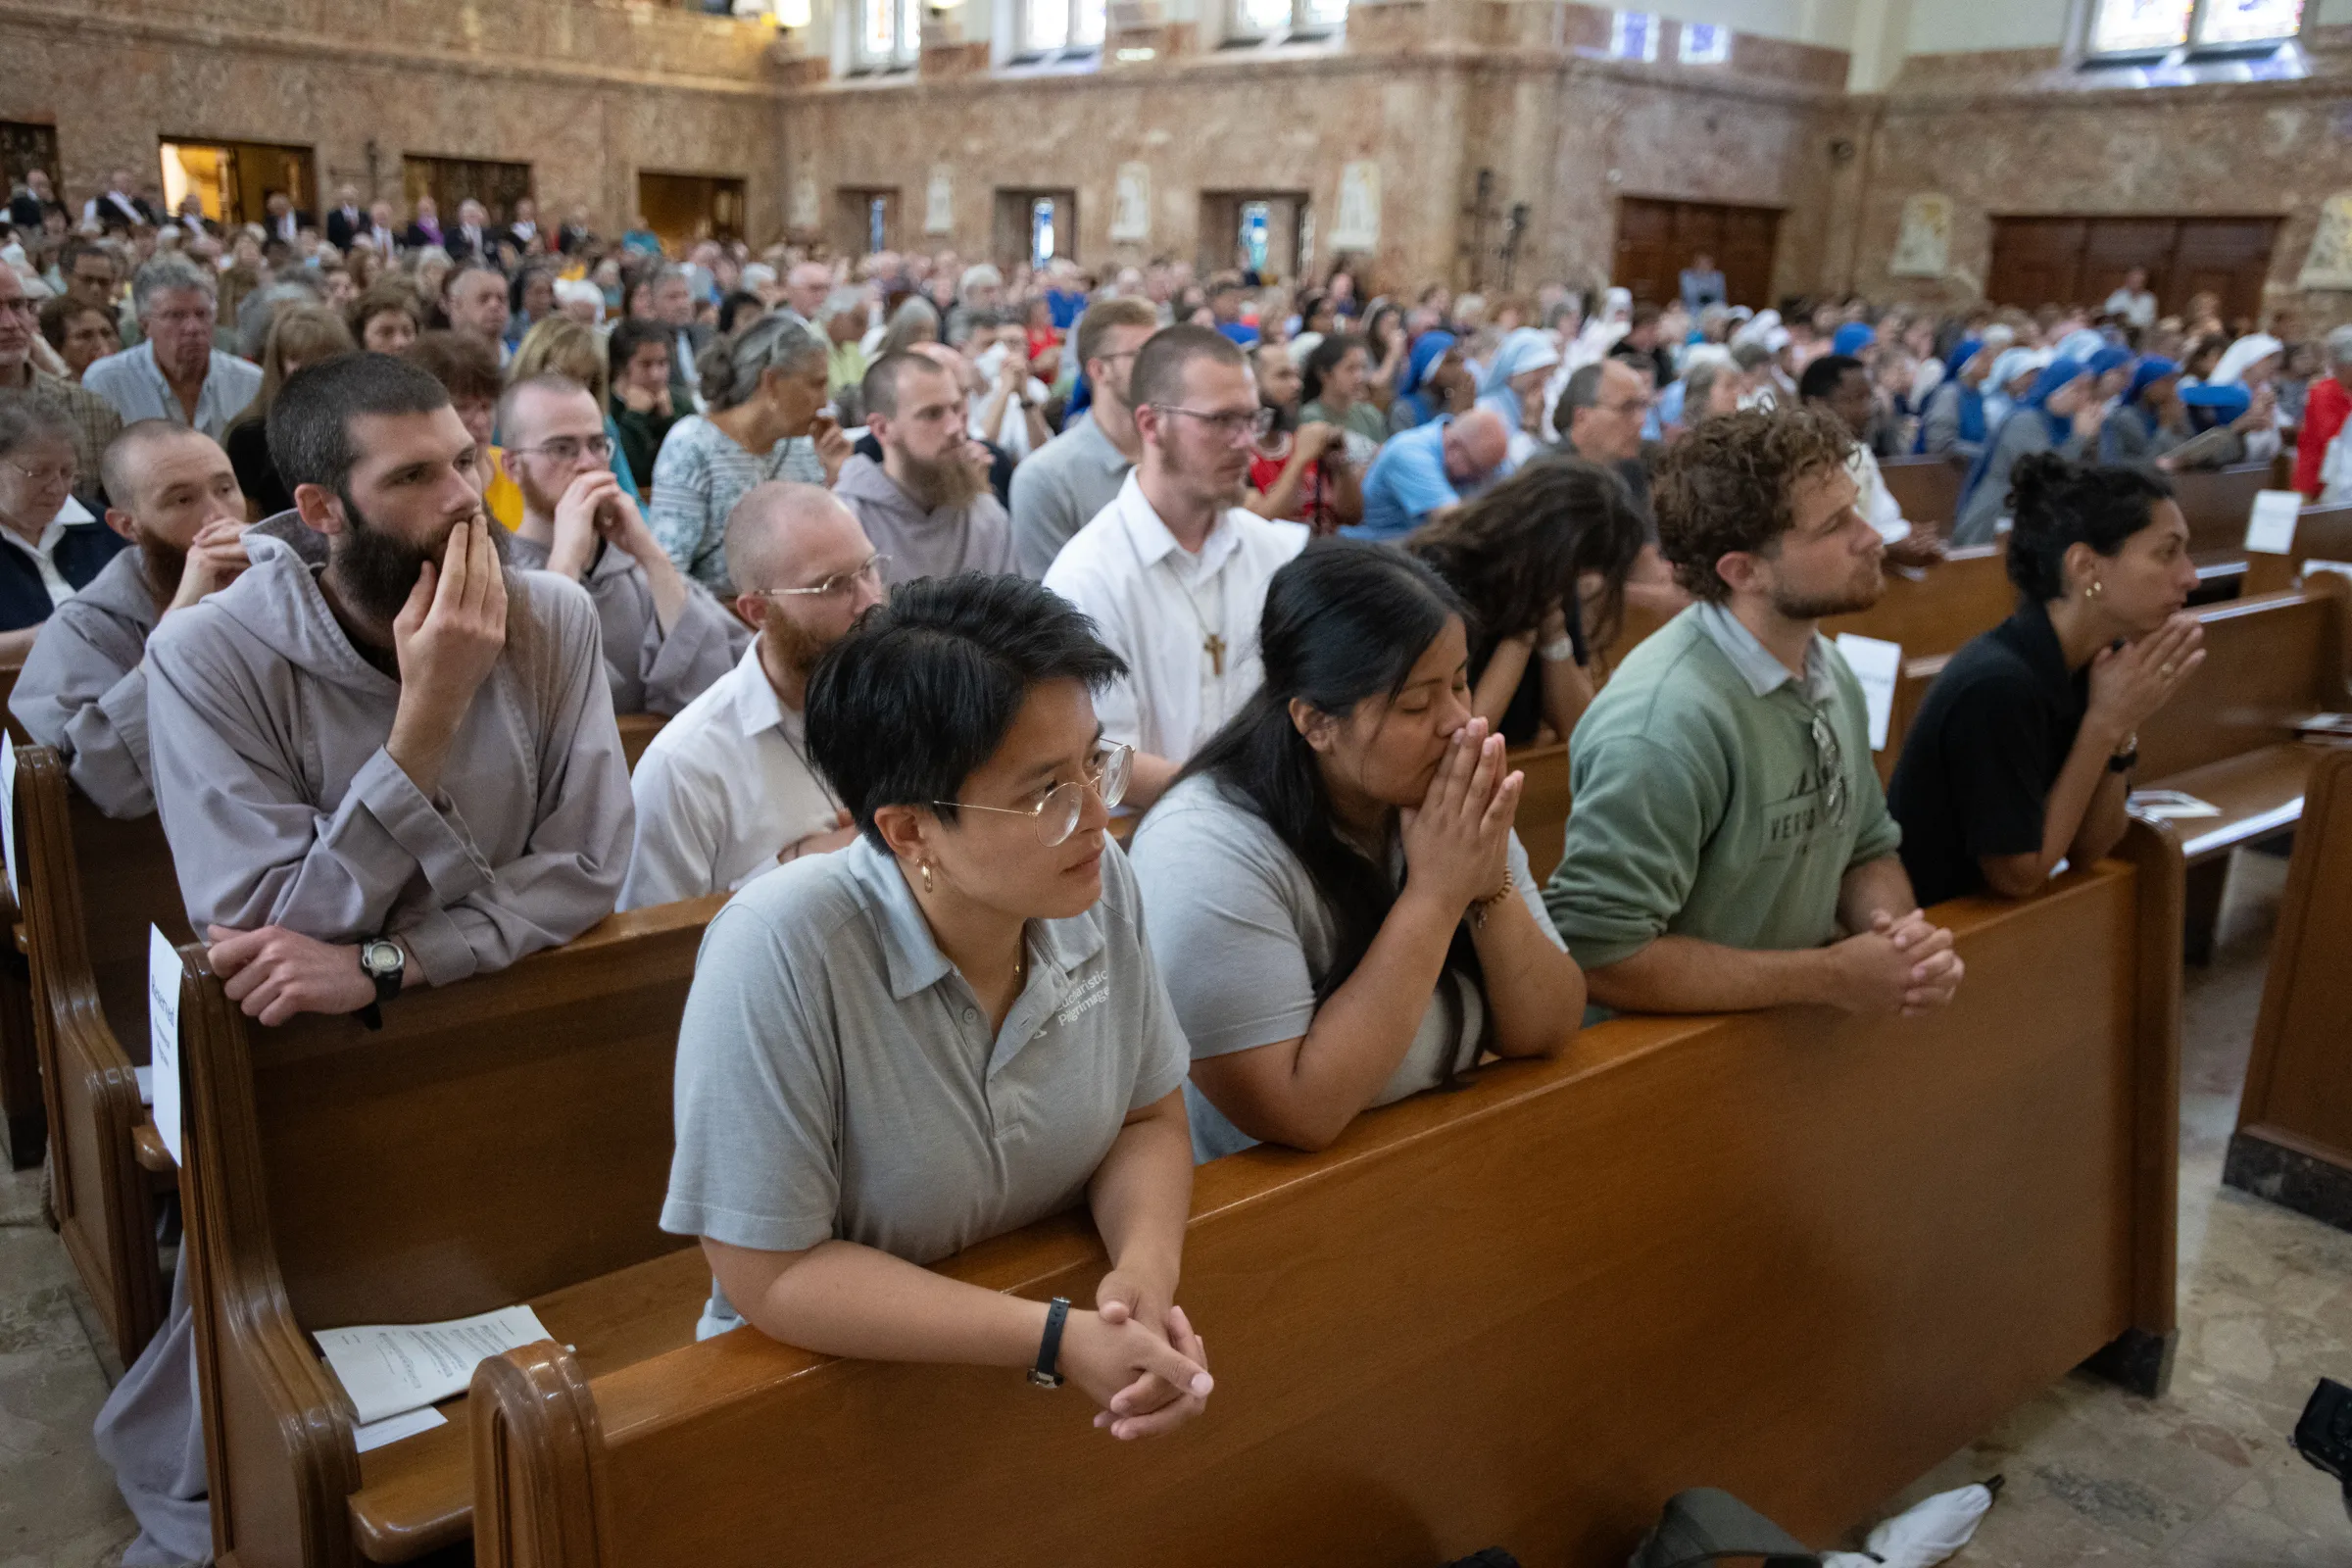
[{"x1": 362, "y1": 940, "x2": 403, "y2": 975}]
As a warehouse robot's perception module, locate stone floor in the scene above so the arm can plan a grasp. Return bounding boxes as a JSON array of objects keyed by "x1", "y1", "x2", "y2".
[{"x1": 0, "y1": 851, "x2": 2344, "y2": 1567}]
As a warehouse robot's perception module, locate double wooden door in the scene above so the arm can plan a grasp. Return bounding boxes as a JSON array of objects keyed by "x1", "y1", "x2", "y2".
[
  {"x1": 1986, "y1": 216, "x2": 2279, "y2": 326},
  {"x1": 1614, "y1": 197, "x2": 1781, "y2": 309}
]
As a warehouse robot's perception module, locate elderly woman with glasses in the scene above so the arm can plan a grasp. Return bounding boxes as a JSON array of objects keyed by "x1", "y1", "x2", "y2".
[
  {"x1": 660, "y1": 569, "x2": 1215, "y2": 1441},
  {"x1": 0, "y1": 395, "x2": 128, "y2": 660}
]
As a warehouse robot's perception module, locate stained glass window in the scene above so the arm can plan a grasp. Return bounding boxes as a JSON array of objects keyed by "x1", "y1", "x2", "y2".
[
  {"x1": 1610, "y1": 12, "x2": 1660, "y2": 63},
  {"x1": 2090, "y1": 0, "x2": 2193, "y2": 53},
  {"x1": 2193, "y1": 0, "x2": 2303, "y2": 45},
  {"x1": 1679, "y1": 22, "x2": 1731, "y2": 63}
]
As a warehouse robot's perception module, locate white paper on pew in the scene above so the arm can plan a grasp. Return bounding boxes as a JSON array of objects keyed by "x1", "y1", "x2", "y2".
[
  {"x1": 315, "y1": 1304, "x2": 556, "y2": 1424},
  {"x1": 352, "y1": 1404, "x2": 448, "y2": 1453},
  {"x1": 2131, "y1": 789, "x2": 2223, "y2": 820},
  {"x1": 0, "y1": 730, "x2": 17, "y2": 905},
  {"x1": 134, "y1": 1065, "x2": 153, "y2": 1105},
  {"x1": 147, "y1": 925, "x2": 181, "y2": 1167},
  {"x1": 1834, "y1": 633, "x2": 1904, "y2": 752},
  {"x1": 2245, "y1": 489, "x2": 2302, "y2": 555}
]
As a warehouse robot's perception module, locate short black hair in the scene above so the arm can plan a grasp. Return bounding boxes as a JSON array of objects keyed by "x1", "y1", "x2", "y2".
[
  {"x1": 267, "y1": 352, "x2": 450, "y2": 494},
  {"x1": 2006, "y1": 453, "x2": 2175, "y2": 603},
  {"x1": 1130, "y1": 323, "x2": 1247, "y2": 414},
  {"x1": 805, "y1": 573, "x2": 1128, "y2": 849},
  {"x1": 1797, "y1": 353, "x2": 1866, "y2": 403},
  {"x1": 606, "y1": 317, "x2": 671, "y2": 380},
  {"x1": 1558, "y1": 362, "x2": 1608, "y2": 417}
]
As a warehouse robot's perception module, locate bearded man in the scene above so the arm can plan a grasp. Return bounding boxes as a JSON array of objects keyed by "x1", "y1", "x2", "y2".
[
  {"x1": 831, "y1": 350, "x2": 1012, "y2": 586},
  {"x1": 10, "y1": 421, "x2": 248, "y2": 816}
]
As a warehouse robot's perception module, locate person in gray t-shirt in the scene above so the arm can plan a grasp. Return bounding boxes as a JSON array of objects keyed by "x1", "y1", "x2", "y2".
[
  {"x1": 662, "y1": 571, "x2": 1214, "y2": 1441},
  {"x1": 1130, "y1": 540, "x2": 1585, "y2": 1162}
]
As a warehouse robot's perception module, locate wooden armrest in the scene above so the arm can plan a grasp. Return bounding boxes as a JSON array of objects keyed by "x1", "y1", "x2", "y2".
[{"x1": 133, "y1": 1123, "x2": 175, "y2": 1172}]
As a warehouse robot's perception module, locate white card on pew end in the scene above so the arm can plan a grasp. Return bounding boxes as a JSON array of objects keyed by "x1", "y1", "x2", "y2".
[
  {"x1": 147, "y1": 925, "x2": 181, "y2": 1167},
  {"x1": 1834, "y1": 633, "x2": 1903, "y2": 753},
  {"x1": 315, "y1": 1304, "x2": 556, "y2": 1425},
  {"x1": 352, "y1": 1404, "x2": 449, "y2": 1453},
  {"x1": 1, "y1": 731, "x2": 17, "y2": 905},
  {"x1": 2245, "y1": 490, "x2": 2301, "y2": 555},
  {"x1": 2305, "y1": 559, "x2": 2352, "y2": 584}
]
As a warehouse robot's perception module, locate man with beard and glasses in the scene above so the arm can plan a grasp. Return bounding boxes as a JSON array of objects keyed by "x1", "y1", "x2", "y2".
[
  {"x1": 99, "y1": 352, "x2": 635, "y2": 1568},
  {"x1": 1043, "y1": 324, "x2": 1308, "y2": 812},
  {"x1": 10, "y1": 421, "x2": 248, "y2": 817},
  {"x1": 1542, "y1": 407, "x2": 1963, "y2": 1020},
  {"x1": 620, "y1": 482, "x2": 879, "y2": 908},
  {"x1": 500, "y1": 374, "x2": 745, "y2": 713},
  {"x1": 831, "y1": 352, "x2": 1012, "y2": 587}
]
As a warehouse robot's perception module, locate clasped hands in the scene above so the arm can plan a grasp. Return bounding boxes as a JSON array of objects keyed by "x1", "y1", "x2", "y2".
[{"x1": 1059, "y1": 1264, "x2": 1213, "y2": 1442}]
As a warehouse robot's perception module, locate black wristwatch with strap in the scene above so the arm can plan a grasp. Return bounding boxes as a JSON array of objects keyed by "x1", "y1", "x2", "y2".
[
  {"x1": 2107, "y1": 731, "x2": 2140, "y2": 775},
  {"x1": 356, "y1": 938, "x2": 405, "y2": 1031},
  {"x1": 1028, "y1": 1297, "x2": 1071, "y2": 1388}
]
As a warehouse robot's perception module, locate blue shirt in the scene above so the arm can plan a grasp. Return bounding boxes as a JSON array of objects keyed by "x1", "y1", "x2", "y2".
[
  {"x1": 1348, "y1": 418, "x2": 1459, "y2": 540},
  {"x1": 1215, "y1": 320, "x2": 1261, "y2": 347}
]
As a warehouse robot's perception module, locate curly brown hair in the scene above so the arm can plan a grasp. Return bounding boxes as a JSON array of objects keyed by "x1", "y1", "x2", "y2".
[{"x1": 1651, "y1": 406, "x2": 1854, "y2": 602}]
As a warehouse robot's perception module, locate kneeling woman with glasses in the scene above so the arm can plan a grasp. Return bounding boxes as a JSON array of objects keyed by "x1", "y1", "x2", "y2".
[
  {"x1": 662, "y1": 572, "x2": 1213, "y2": 1440},
  {"x1": 1131, "y1": 540, "x2": 1587, "y2": 1159}
]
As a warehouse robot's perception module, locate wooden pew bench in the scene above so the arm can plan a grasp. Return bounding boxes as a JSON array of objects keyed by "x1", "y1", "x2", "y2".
[
  {"x1": 1878, "y1": 454, "x2": 1965, "y2": 528},
  {"x1": 2224, "y1": 747, "x2": 2352, "y2": 1227},
  {"x1": 467, "y1": 826, "x2": 2183, "y2": 1568},
  {"x1": 2243, "y1": 503, "x2": 2352, "y2": 601},
  {"x1": 1510, "y1": 742, "x2": 1571, "y2": 882},
  {"x1": 2171, "y1": 461, "x2": 2274, "y2": 606},
  {"x1": 175, "y1": 895, "x2": 725, "y2": 1568},
  {"x1": 14, "y1": 745, "x2": 189, "y2": 1362},
  {"x1": 0, "y1": 655, "x2": 42, "y2": 1169},
  {"x1": 614, "y1": 711, "x2": 664, "y2": 772}
]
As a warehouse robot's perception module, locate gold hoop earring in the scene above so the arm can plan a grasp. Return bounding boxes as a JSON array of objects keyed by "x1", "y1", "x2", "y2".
[{"x1": 919, "y1": 859, "x2": 934, "y2": 894}]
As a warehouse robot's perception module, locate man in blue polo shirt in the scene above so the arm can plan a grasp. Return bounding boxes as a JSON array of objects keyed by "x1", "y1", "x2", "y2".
[{"x1": 1347, "y1": 408, "x2": 1511, "y2": 541}]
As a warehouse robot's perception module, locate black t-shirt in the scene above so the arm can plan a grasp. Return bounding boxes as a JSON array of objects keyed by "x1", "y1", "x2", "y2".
[
  {"x1": 1466, "y1": 595, "x2": 1588, "y2": 747},
  {"x1": 1886, "y1": 601, "x2": 2088, "y2": 906}
]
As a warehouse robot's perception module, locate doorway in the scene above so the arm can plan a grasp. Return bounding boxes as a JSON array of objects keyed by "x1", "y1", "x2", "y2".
[
  {"x1": 1987, "y1": 216, "x2": 2280, "y2": 328},
  {"x1": 1198, "y1": 191, "x2": 1309, "y2": 281},
  {"x1": 402, "y1": 155, "x2": 534, "y2": 229},
  {"x1": 2, "y1": 122, "x2": 60, "y2": 207},
  {"x1": 158, "y1": 138, "x2": 317, "y2": 227},
  {"x1": 636, "y1": 171, "x2": 747, "y2": 253},
  {"x1": 993, "y1": 189, "x2": 1077, "y2": 272},
  {"x1": 836, "y1": 188, "x2": 900, "y2": 259},
  {"x1": 1613, "y1": 197, "x2": 1780, "y2": 310}
]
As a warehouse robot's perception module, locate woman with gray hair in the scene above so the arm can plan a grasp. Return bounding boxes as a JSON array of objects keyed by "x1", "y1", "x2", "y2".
[
  {"x1": 0, "y1": 395, "x2": 129, "y2": 657},
  {"x1": 649, "y1": 313, "x2": 851, "y2": 594}
]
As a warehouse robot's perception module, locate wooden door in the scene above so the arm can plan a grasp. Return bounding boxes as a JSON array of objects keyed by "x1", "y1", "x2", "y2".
[
  {"x1": 1987, "y1": 215, "x2": 2279, "y2": 322},
  {"x1": 2173, "y1": 219, "x2": 2278, "y2": 326},
  {"x1": 636, "y1": 171, "x2": 746, "y2": 251},
  {"x1": 2078, "y1": 217, "x2": 2180, "y2": 309},
  {"x1": 1, "y1": 121, "x2": 59, "y2": 200},
  {"x1": 1987, "y1": 218, "x2": 2088, "y2": 311},
  {"x1": 402, "y1": 154, "x2": 532, "y2": 227},
  {"x1": 835, "y1": 188, "x2": 898, "y2": 258},
  {"x1": 1614, "y1": 197, "x2": 1780, "y2": 309}
]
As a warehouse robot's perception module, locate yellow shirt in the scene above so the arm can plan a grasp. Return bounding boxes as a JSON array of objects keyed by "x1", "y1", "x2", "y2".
[{"x1": 484, "y1": 448, "x2": 523, "y2": 531}]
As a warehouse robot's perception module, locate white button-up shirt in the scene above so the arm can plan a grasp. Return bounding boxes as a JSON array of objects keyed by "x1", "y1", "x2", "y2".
[
  {"x1": 1043, "y1": 470, "x2": 1307, "y2": 768},
  {"x1": 81, "y1": 341, "x2": 262, "y2": 444},
  {"x1": 1846, "y1": 444, "x2": 1911, "y2": 546},
  {"x1": 619, "y1": 642, "x2": 845, "y2": 910}
]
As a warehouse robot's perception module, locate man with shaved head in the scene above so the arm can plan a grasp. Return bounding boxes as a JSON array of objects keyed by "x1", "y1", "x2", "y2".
[
  {"x1": 10, "y1": 420, "x2": 247, "y2": 816},
  {"x1": 1348, "y1": 404, "x2": 1512, "y2": 540},
  {"x1": 620, "y1": 481, "x2": 883, "y2": 907},
  {"x1": 779, "y1": 261, "x2": 833, "y2": 330},
  {"x1": 832, "y1": 351, "x2": 1012, "y2": 587},
  {"x1": 500, "y1": 373, "x2": 744, "y2": 713}
]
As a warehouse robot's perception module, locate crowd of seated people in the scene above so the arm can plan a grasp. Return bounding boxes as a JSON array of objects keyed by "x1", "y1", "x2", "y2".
[{"x1": 0, "y1": 174, "x2": 2253, "y2": 1561}]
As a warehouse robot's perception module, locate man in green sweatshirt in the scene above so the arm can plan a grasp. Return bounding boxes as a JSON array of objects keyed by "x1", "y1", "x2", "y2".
[{"x1": 1544, "y1": 406, "x2": 1965, "y2": 1017}]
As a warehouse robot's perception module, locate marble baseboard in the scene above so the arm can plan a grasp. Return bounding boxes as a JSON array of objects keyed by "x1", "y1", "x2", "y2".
[{"x1": 2226, "y1": 1131, "x2": 2352, "y2": 1235}]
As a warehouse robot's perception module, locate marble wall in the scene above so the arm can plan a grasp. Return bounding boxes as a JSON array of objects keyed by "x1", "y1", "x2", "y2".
[{"x1": 0, "y1": 0, "x2": 784, "y2": 238}]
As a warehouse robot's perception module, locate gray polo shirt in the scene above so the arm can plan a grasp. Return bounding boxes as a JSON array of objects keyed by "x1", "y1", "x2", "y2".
[
  {"x1": 662, "y1": 833, "x2": 1191, "y2": 1334},
  {"x1": 1130, "y1": 775, "x2": 1559, "y2": 1163},
  {"x1": 1007, "y1": 414, "x2": 1132, "y2": 580},
  {"x1": 81, "y1": 341, "x2": 262, "y2": 443}
]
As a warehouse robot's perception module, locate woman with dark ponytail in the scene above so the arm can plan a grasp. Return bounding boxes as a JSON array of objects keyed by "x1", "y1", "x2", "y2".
[
  {"x1": 1888, "y1": 453, "x2": 2204, "y2": 906},
  {"x1": 1129, "y1": 539, "x2": 1586, "y2": 1159}
]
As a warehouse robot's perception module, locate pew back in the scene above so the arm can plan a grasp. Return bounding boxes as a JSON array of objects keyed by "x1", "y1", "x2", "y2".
[
  {"x1": 1823, "y1": 543, "x2": 2013, "y2": 661},
  {"x1": 2243, "y1": 506, "x2": 2352, "y2": 599},
  {"x1": 2138, "y1": 586, "x2": 2346, "y2": 781},
  {"x1": 16, "y1": 746, "x2": 189, "y2": 1362},
  {"x1": 0, "y1": 658, "x2": 39, "y2": 1167},
  {"x1": 1509, "y1": 743, "x2": 1570, "y2": 882},
  {"x1": 2170, "y1": 462, "x2": 2273, "y2": 560},
  {"x1": 1878, "y1": 454, "x2": 1964, "y2": 526},
  {"x1": 615, "y1": 712, "x2": 663, "y2": 772},
  {"x1": 178, "y1": 896, "x2": 724, "y2": 1568},
  {"x1": 472, "y1": 829, "x2": 2183, "y2": 1568}
]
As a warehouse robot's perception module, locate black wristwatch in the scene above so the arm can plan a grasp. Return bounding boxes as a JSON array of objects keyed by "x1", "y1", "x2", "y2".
[
  {"x1": 2107, "y1": 731, "x2": 2140, "y2": 775},
  {"x1": 356, "y1": 938, "x2": 405, "y2": 1030},
  {"x1": 1028, "y1": 1297, "x2": 1071, "y2": 1388}
]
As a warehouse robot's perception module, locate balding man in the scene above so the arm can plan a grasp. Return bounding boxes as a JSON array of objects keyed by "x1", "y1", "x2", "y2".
[
  {"x1": 0, "y1": 263, "x2": 122, "y2": 507},
  {"x1": 620, "y1": 483, "x2": 880, "y2": 908},
  {"x1": 780, "y1": 262, "x2": 832, "y2": 329},
  {"x1": 832, "y1": 351, "x2": 1012, "y2": 588},
  {"x1": 1348, "y1": 406, "x2": 1511, "y2": 541},
  {"x1": 10, "y1": 421, "x2": 248, "y2": 817},
  {"x1": 500, "y1": 374, "x2": 746, "y2": 714},
  {"x1": 443, "y1": 264, "x2": 513, "y2": 361}
]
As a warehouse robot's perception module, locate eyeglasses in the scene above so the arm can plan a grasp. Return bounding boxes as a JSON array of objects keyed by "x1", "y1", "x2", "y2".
[
  {"x1": 1152, "y1": 405, "x2": 1277, "y2": 442},
  {"x1": 0, "y1": 298, "x2": 32, "y2": 317},
  {"x1": 760, "y1": 554, "x2": 890, "y2": 601},
  {"x1": 510, "y1": 433, "x2": 612, "y2": 464},
  {"x1": 934, "y1": 743, "x2": 1133, "y2": 847},
  {"x1": 1807, "y1": 707, "x2": 1848, "y2": 829},
  {"x1": 2, "y1": 458, "x2": 74, "y2": 489}
]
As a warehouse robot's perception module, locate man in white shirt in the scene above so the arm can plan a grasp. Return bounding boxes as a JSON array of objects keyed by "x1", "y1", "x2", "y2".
[
  {"x1": 81, "y1": 255, "x2": 262, "y2": 442},
  {"x1": 621, "y1": 482, "x2": 879, "y2": 907},
  {"x1": 1804, "y1": 352, "x2": 1941, "y2": 568},
  {"x1": 2103, "y1": 268, "x2": 2159, "y2": 332},
  {"x1": 1043, "y1": 324, "x2": 1308, "y2": 810}
]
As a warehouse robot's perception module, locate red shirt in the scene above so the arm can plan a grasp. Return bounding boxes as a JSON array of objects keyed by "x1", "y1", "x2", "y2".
[
  {"x1": 1249, "y1": 439, "x2": 1337, "y2": 533},
  {"x1": 2294, "y1": 374, "x2": 2351, "y2": 498}
]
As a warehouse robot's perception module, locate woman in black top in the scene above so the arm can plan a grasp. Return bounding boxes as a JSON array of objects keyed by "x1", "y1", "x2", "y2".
[
  {"x1": 1407, "y1": 456, "x2": 1648, "y2": 747},
  {"x1": 222, "y1": 304, "x2": 355, "y2": 519},
  {"x1": 1887, "y1": 454, "x2": 2204, "y2": 906}
]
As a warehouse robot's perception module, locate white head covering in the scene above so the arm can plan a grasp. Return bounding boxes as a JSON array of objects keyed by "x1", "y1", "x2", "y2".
[{"x1": 2211, "y1": 332, "x2": 2283, "y2": 387}]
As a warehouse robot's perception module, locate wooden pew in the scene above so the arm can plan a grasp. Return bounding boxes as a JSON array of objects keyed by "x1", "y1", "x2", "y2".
[
  {"x1": 1823, "y1": 542, "x2": 2013, "y2": 662},
  {"x1": 15, "y1": 745, "x2": 188, "y2": 1362},
  {"x1": 0, "y1": 655, "x2": 42, "y2": 1169},
  {"x1": 1510, "y1": 742, "x2": 1570, "y2": 882},
  {"x1": 2223, "y1": 746, "x2": 2352, "y2": 1228},
  {"x1": 615, "y1": 711, "x2": 664, "y2": 772},
  {"x1": 1878, "y1": 454, "x2": 1965, "y2": 527},
  {"x1": 2139, "y1": 579, "x2": 2352, "y2": 960},
  {"x1": 175, "y1": 895, "x2": 724, "y2": 1568},
  {"x1": 2243, "y1": 504, "x2": 2352, "y2": 599},
  {"x1": 2171, "y1": 461, "x2": 2273, "y2": 560},
  {"x1": 469, "y1": 824, "x2": 2184, "y2": 1568}
]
